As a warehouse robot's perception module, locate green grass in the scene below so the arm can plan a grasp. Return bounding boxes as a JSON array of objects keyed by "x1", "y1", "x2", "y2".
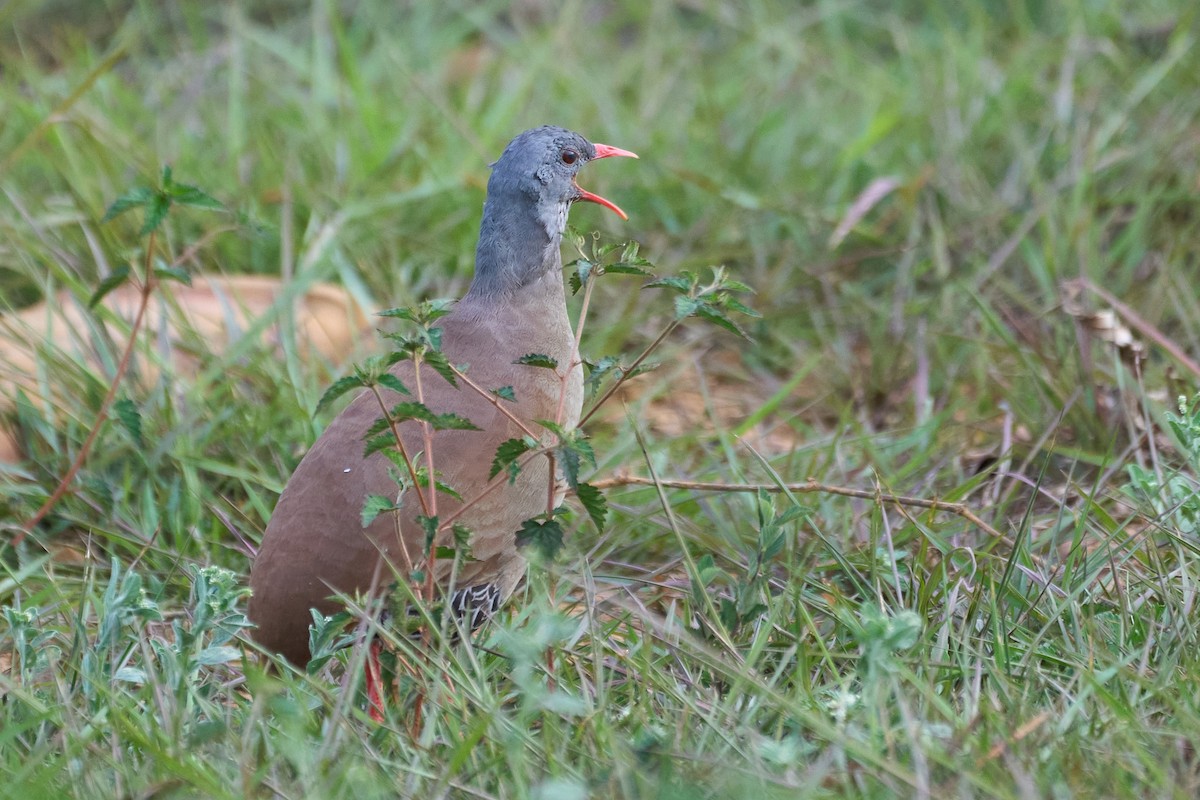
[{"x1": 3, "y1": 0, "x2": 1200, "y2": 797}]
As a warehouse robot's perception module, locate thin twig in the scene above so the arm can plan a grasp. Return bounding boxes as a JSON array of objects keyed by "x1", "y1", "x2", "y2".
[
  {"x1": 577, "y1": 318, "x2": 680, "y2": 427},
  {"x1": 16, "y1": 231, "x2": 160, "y2": 547},
  {"x1": 412, "y1": 357, "x2": 438, "y2": 604},
  {"x1": 589, "y1": 474, "x2": 1010, "y2": 543},
  {"x1": 448, "y1": 364, "x2": 541, "y2": 440}
]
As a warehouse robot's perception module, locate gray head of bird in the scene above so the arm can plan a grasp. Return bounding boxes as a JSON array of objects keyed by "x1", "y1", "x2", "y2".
[{"x1": 470, "y1": 125, "x2": 637, "y2": 298}]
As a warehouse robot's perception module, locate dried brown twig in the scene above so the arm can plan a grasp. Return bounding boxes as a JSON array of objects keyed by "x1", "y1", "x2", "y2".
[{"x1": 590, "y1": 474, "x2": 1011, "y2": 546}]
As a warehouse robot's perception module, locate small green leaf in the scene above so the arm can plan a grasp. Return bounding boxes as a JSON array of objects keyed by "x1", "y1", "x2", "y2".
[
  {"x1": 584, "y1": 355, "x2": 621, "y2": 393},
  {"x1": 387, "y1": 401, "x2": 436, "y2": 424},
  {"x1": 695, "y1": 303, "x2": 747, "y2": 338},
  {"x1": 88, "y1": 265, "x2": 132, "y2": 309},
  {"x1": 490, "y1": 437, "x2": 534, "y2": 482},
  {"x1": 363, "y1": 432, "x2": 395, "y2": 457},
  {"x1": 452, "y1": 524, "x2": 472, "y2": 551},
  {"x1": 140, "y1": 192, "x2": 171, "y2": 236},
  {"x1": 430, "y1": 412, "x2": 479, "y2": 431},
  {"x1": 724, "y1": 297, "x2": 761, "y2": 317},
  {"x1": 101, "y1": 187, "x2": 154, "y2": 223},
  {"x1": 516, "y1": 517, "x2": 565, "y2": 562},
  {"x1": 424, "y1": 350, "x2": 459, "y2": 387},
  {"x1": 569, "y1": 259, "x2": 594, "y2": 295},
  {"x1": 315, "y1": 374, "x2": 366, "y2": 414},
  {"x1": 417, "y1": 515, "x2": 439, "y2": 555},
  {"x1": 387, "y1": 401, "x2": 479, "y2": 431},
  {"x1": 515, "y1": 353, "x2": 558, "y2": 370},
  {"x1": 168, "y1": 184, "x2": 224, "y2": 211},
  {"x1": 575, "y1": 482, "x2": 607, "y2": 531},
  {"x1": 376, "y1": 373, "x2": 410, "y2": 396},
  {"x1": 559, "y1": 445, "x2": 581, "y2": 489},
  {"x1": 491, "y1": 385, "x2": 516, "y2": 402},
  {"x1": 674, "y1": 296, "x2": 701, "y2": 320},
  {"x1": 113, "y1": 397, "x2": 143, "y2": 448},
  {"x1": 153, "y1": 266, "x2": 192, "y2": 286},
  {"x1": 361, "y1": 494, "x2": 398, "y2": 527},
  {"x1": 645, "y1": 275, "x2": 693, "y2": 294}
]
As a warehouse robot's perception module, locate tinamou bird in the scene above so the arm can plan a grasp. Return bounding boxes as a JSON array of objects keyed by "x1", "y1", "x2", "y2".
[{"x1": 248, "y1": 126, "x2": 637, "y2": 680}]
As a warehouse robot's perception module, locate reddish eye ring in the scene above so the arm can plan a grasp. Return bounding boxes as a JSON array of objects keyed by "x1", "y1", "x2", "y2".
[{"x1": 560, "y1": 149, "x2": 579, "y2": 165}]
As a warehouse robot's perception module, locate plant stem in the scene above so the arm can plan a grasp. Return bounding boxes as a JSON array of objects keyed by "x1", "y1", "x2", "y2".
[
  {"x1": 577, "y1": 318, "x2": 680, "y2": 428},
  {"x1": 590, "y1": 474, "x2": 1013, "y2": 546},
  {"x1": 15, "y1": 231, "x2": 160, "y2": 547}
]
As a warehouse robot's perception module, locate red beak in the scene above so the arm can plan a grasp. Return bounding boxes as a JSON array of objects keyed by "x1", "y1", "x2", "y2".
[{"x1": 575, "y1": 142, "x2": 638, "y2": 220}]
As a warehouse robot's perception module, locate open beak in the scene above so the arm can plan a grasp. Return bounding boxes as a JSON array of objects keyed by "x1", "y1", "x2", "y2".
[{"x1": 574, "y1": 142, "x2": 638, "y2": 220}]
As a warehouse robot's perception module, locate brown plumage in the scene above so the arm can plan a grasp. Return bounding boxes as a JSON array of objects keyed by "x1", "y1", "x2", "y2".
[{"x1": 249, "y1": 126, "x2": 636, "y2": 665}]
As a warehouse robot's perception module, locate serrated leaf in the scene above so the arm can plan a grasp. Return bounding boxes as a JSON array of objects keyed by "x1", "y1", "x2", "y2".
[
  {"x1": 417, "y1": 515, "x2": 438, "y2": 555},
  {"x1": 315, "y1": 374, "x2": 365, "y2": 414},
  {"x1": 674, "y1": 296, "x2": 701, "y2": 319},
  {"x1": 168, "y1": 184, "x2": 224, "y2": 210},
  {"x1": 645, "y1": 275, "x2": 693, "y2": 294},
  {"x1": 516, "y1": 517, "x2": 565, "y2": 562},
  {"x1": 515, "y1": 353, "x2": 558, "y2": 370},
  {"x1": 584, "y1": 355, "x2": 621, "y2": 392},
  {"x1": 536, "y1": 419, "x2": 568, "y2": 439},
  {"x1": 363, "y1": 432, "x2": 395, "y2": 457},
  {"x1": 389, "y1": 401, "x2": 479, "y2": 431},
  {"x1": 414, "y1": 471, "x2": 463, "y2": 501},
  {"x1": 490, "y1": 437, "x2": 534, "y2": 481},
  {"x1": 491, "y1": 385, "x2": 516, "y2": 402},
  {"x1": 387, "y1": 401, "x2": 435, "y2": 424},
  {"x1": 431, "y1": 412, "x2": 479, "y2": 431},
  {"x1": 376, "y1": 373, "x2": 410, "y2": 396},
  {"x1": 559, "y1": 445, "x2": 581, "y2": 489},
  {"x1": 153, "y1": 266, "x2": 192, "y2": 286},
  {"x1": 101, "y1": 187, "x2": 154, "y2": 223},
  {"x1": 724, "y1": 297, "x2": 761, "y2": 317},
  {"x1": 88, "y1": 265, "x2": 131, "y2": 309},
  {"x1": 452, "y1": 523, "x2": 472, "y2": 551},
  {"x1": 361, "y1": 494, "x2": 398, "y2": 527},
  {"x1": 695, "y1": 303, "x2": 747, "y2": 337},
  {"x1": 140, "y1": 192, "x2": 171, "y2": 236},
  {"x1": 625, "y1": 361, "x2": 660, "y2": 380},
  {"x1": 113, "y1": 397, "x2": 143, "y2": 448},
  {"x1": 424, "y1": 350, "x2": 459, "y2": 387},
  {"x1": 564, "y1": 224, "x2": 586, "y2": 250},
  {"x1": 377, "y1": 306, "x2": 416, "y2": 321},
  {"x1": 575, "y1": 482, "x2": 607, "y2": 531},
  {"x1": 570, "y1": 259, "x2": 594, "y2": 295}
]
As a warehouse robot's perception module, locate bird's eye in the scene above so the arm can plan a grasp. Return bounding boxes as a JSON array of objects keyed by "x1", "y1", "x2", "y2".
[{"x1": 560, "y1": 149, "x2": 579, "y2": 165}]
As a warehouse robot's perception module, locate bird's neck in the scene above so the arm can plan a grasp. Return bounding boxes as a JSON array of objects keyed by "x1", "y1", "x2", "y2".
[{"x1": 464, "y1": 194, "x2": 566, "y2": 302}]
